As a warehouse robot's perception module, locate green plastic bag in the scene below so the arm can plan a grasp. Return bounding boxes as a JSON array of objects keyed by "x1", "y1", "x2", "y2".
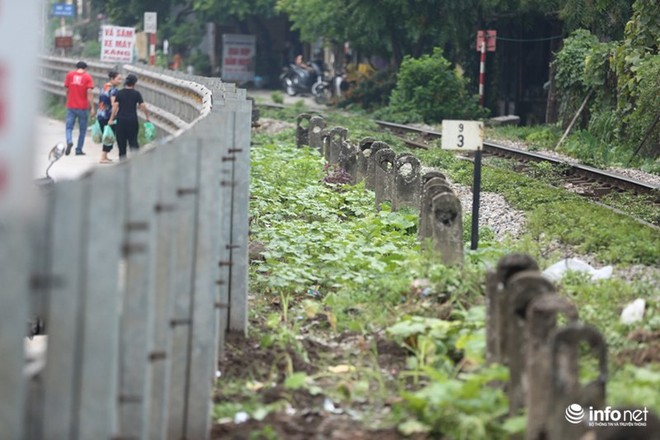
[
  {"x1": 91, "y1": 120, "x2": 102, "y2": 143},
  {"x1": 102, "y1": 124, "x2": 115, "y2": 145},
  {"x1": 144, "y1": 121, "x2": 156, "y2": 142}
]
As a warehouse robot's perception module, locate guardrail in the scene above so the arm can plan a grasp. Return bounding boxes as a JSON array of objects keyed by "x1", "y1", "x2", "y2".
[{"x1": 1, "y1": 56, "x2": 251, "y2": 440}]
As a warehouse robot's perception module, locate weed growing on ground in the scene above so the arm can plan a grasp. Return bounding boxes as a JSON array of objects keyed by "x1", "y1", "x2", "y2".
[{"x1": 226, "y1": 108, "x2": 659, "y2": 437}]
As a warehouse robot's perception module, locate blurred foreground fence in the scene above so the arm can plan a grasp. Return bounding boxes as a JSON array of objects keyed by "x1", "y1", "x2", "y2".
[{"x1": 0, "y1": 57, "x2": 251, "y2": 440}]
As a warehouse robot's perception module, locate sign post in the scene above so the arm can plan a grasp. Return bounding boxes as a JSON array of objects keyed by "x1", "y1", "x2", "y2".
[
  {"x1": 442, "y1": 120, "x2": 484, "y2": 250},
  {"x1": 144, "y1": 12, "x2": 157, "y2": 66},
  {"x1": 221, "y1": 34, "x2": 256, "y2": 83},
  {"x1": 476, "y1": 30, "x2": 496, "y2": 107},
  {"x1": 101, "y1": 25, "x2": 135, "y2": 63}
]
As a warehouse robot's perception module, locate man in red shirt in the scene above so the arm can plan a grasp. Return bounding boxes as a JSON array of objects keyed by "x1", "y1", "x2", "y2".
[{"x1": 64, "y1": 61, "x2": 95, "y2": 155}]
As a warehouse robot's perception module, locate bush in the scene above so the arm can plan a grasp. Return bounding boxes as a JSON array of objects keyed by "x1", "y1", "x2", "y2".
[
  {"x1": 622, "y1": 55, "x2": 660, "y2": 157},
  {"x1": 554, "y1": 30, "x2": 599, "y2": 127},
  {"x1": 376, "y1": 48, "x2": 487, "y2": 124}
]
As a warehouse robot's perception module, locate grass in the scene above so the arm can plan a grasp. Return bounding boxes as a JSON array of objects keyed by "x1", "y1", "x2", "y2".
[
  {"x1": 46, "y1": 95, "x2": 660, "y2": 436},
  {"x1": 224, "y1": 111, "x2": 660, "y2": 438}
]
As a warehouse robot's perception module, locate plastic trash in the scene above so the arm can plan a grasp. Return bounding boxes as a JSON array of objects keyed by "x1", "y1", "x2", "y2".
[
  {"x1": 620, "y1": 298, "x2": 645, "y2": 324},
  {"x1": 102, "y1": 124, "x2": 116, "y2": 145},
  {"x1": 542, "y1": 258, "x2": 613, "y2": 282},
  {"x1": 144, "y1": 121, "x2": 156, "y2": 142},
  {"x1": 91, "y1": 120, "x2": 102, "y2": 143},
  {"x1": 233, "y1": 411, "x2": 249, "y2": 424}
]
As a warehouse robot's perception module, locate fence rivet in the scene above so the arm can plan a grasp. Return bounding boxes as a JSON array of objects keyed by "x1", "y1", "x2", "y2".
[
  {"x1": 121, "y1": 243, "x2": 147, "y2": 256},
  {"x1": 118, "y1": 395, "x2": 143, "y2": 404},
  {"x1": 215, "y1": 302, "x2": 229, "y2": 309},
  {"x1": 148, "y1": 351, "x2": 167, "y2": 362},
  {"x1": 218, "y1": 261, "x2": 232, "y2": 267},
  {"x1": 177, "y1": 188, "x2": 198, "y2": 196},
  {"x1": 222, "y1": 156, "x2": 236, "y2": 162},
  {"x1": 124, "y1": 221, "x2": 149, "y2": 232},
  {"x1": 215, "y1": 279, "x2": 226, "y2": 285},
  {"x1": 154, "y1": 203, "x2": 176, "y2": 213},
  {"x1": 220, "y1": 181, "x2": 236, "y2": 187},
  {"x1": 30, "y1": 273, "x2": 64, "y2": 289},
  {"x1": 228, "y1": 148, "x2": 243, "y2": 153},
  {"x1": 226, "y1": 244, "x2": 240, "y2": 250},
  {"x1": 169, "y1": 318, "x2": 192, "y2": 327}
]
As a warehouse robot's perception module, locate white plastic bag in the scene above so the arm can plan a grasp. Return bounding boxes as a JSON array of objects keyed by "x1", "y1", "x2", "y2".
[
  {"x1": 620, "y1": 298, "x2": 645, "y2": 324},
  {"x1": 542, "y1": 258, "x2": 613, "y2": 282}
]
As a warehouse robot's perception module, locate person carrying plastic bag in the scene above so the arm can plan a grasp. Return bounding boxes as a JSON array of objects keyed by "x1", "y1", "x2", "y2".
[
  {"x1": 109, "y1": 73, "x2": 151, "y2": 160},
  {"x1": 143, "y1": 121, "x2": 156, "y2": 142},
  {"x1": 97, "y1": 70, "x2": 121, "y2": 163}
]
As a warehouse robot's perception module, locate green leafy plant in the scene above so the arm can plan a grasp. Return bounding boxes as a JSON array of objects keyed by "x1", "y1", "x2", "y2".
[
  {"x1": 271, "y1": 90, "x2": 284, "y2": 104},
  {"x1": 376, "y1": 48, "x2": 487, "y2": 124}
]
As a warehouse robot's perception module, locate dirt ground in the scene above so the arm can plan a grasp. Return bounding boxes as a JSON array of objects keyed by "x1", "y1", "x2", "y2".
[{"x1": 211, "y1": 319, "x2": 424, "y2": 440}]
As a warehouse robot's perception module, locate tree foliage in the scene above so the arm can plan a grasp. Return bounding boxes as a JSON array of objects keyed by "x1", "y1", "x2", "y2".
[{"x1": 553, "y1": 0, "x2": 660, "y2": 160}]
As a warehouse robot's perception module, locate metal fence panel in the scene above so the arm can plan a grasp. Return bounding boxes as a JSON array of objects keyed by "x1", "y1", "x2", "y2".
[
  {"x1": 0, "y1": 222, "x2": 30, "y2": 440},
  {"x1": 118, "y1": 151, "x2": 160, "y2": 439},
  {"x1": 166, "y1": 139, "x2": 201, "y2": 440},
  {"x1": 185, "y1": 116, "x2": 225, "y2": 439},
  {"x1": 228, "y1": 100, "x2": 252, "y2": 335},
  {"x1": 148, "y1": 145, "x2": 179, "y2": 440},
  {"x1": 41, "y1": 179, "x2": 86, "y2": 439},
  {"x1": 215, "y1": 104, "x2": 235, "y2": 356},
  {"x1": 77, "y1": 166, "x2": 125, "y2": 439}
]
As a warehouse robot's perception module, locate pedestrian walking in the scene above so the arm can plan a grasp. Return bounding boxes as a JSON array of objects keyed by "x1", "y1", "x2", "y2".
[
  {"x1": 64, "y1": 61, "x2": 95, "y2": 155},
  {"x1": 97, "y1": 70, "x2": 121, "y2": 164},
  {"x1": 109, "y1": 73, "x2": 150, "y2": 160}
]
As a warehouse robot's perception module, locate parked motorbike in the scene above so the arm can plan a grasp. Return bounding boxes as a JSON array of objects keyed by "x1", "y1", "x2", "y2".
[{"x1": 280, "y1": 60, "x2": 332, "y2": 104}]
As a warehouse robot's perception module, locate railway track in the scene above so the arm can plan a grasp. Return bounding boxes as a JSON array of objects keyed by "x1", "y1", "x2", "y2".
[
  {"x1": 374, "y1": 120, "x2": 659, "y2": 201},
  {"x1": 255, "y1": 101, "x2": 659, "y2": 226}
]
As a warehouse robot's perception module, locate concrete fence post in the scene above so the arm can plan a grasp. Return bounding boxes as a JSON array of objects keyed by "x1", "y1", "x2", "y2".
[
  {"x1": 486, "y1": 254, "x2": 539, "y2": 366},
  {"x1": 365, "y1": 141, "x2": 389, "y2": 191},
  {"x1": 372, "y1": 148, "x2": 396, "y2": 210},
  {"x1": 326, "y1": 127, "x2": 348, "y2": 166},
  {"x1": 393, "y1": 153, "x2": 421, "y2": 211},
  {"x1": 338, "y1": 141, "x2": 358, "y2": 184},
  {"x1": 548, "y1": 324, "x2": 607, "y2": 440},
  {"x1": 308, "y1": 116, "x2": 326, "y2": 152},
  {"x1": 430, "y1": 190, "x2": 463, "y2": 265},
  {"x1": 355, "y1": 137, "x2": 376, "y2": 183},
  {"x1": 505, "y1": 271, "x2": 555, "y2": 416},
  {"x1": 526, "y1": 294, "x2": 579, "y2": 440},
  {"x1": 296, "y1": 113, "x2": 312, "y2": 148},
  {"x1": 418, "y1": 178, "x2": 453, "y2": 241},
  {"x1": 421, "y1": 171, "x2": 447, "y2": 187}
]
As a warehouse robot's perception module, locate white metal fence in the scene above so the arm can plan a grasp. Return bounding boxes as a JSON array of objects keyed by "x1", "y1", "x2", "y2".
[{"x1": 1, "y1": 57, "x2": 251, "y2": 440}]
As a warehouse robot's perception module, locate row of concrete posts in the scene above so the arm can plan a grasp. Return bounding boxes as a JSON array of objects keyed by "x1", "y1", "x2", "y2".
[{"x1": 297, "y1": 113, "x2": 463, "y2": 265}]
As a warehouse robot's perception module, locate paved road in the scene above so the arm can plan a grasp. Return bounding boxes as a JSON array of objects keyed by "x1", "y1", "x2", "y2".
[
  {"x1": 34, "y1": 116, "x2": 118, "y2": 181},
  {"x1": 34, "y1": 90, "x2": 322, "y2": 181},
  {"x1": 247, "y1": 88, "x2": 326, "y2": 111}
]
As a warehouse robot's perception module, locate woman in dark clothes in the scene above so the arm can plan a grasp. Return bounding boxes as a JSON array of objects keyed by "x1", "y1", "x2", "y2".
[{"x1": 109, "y1": 73, "x2": 151, "y2": 160}]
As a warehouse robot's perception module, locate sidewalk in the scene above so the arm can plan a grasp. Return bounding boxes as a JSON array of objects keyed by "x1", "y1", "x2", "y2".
[{"x1": 34, "y1": 117, "x2": 119, "y2": 181}]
